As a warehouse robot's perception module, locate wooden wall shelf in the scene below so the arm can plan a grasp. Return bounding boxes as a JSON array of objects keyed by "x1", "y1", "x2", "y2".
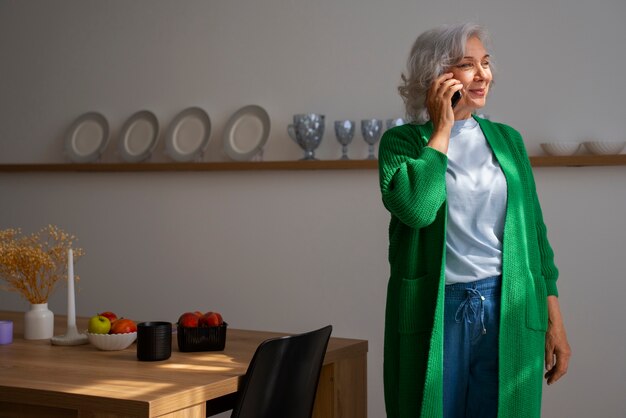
[
  {"x1": 0, "y1": 160, "x2": 376, "y2": 172},
  {"x1": 530, "y1": 154, "x2": 626, "y2": 167},
  {"x1": 0, "y1": 155, "x2": 625, "y2": 172}
]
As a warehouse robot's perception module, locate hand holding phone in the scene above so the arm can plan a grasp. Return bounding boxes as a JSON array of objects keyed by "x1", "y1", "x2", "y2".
[{"x1": 451, "y1": 90, "x2": 462, "y2": 108}]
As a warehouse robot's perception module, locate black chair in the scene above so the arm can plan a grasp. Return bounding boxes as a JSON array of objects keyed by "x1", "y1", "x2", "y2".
[{"x1": 228, "y1": 324, "x2": 333, "y2": 418}]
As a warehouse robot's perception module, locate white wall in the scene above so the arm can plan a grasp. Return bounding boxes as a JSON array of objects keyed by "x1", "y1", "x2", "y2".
[{"x1": 1, "y1": 1, "x2": 626, "y2": 417}]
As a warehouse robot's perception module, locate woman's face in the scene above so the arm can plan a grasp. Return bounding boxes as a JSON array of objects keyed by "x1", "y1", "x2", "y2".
[{"x1": 448, "y1": 36, "x2": 492, "y2": 118}]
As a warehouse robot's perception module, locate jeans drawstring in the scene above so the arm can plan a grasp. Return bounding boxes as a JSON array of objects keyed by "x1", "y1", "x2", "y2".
[{"x1": 454, "y1": 287, "x2": 487, "y2": 335}]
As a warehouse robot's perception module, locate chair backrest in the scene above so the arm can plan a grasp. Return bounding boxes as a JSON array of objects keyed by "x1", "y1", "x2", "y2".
[{"x1": 230, "y1": 325, "x2": 333, "y2": 418}]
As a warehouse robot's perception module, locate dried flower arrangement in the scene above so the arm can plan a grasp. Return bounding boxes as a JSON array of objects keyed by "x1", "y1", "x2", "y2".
[{"x1": 0, "y1": 225, "x2": 84, "y2": 304}]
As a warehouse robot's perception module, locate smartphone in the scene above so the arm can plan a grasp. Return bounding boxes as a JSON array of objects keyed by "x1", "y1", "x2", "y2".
[{"x1": 451, "y1": 90, "x2": 462, "y2": 108}]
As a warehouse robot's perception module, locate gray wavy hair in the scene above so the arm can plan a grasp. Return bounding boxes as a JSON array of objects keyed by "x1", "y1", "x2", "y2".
[{"x1": 398, "y1": 23, "x2": 492, "y2": 123}]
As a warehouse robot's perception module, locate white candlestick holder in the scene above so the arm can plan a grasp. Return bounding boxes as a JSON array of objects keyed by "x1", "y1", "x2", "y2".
[{"x1": 51, "y1": 249, "x2": 88, "y2": 346}]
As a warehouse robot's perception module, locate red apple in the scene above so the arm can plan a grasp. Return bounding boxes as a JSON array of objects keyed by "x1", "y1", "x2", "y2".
[
  {"x1": 109, "y1": 318, "x2": 137, "y2": 334},
  {"x1": 199, "y1": 311, "x2": 223, "y2": 327},
  {"x1": 98, "y1": 311, "x2": 118, "y2": 324},
  {"x1": 193, "y1": 311, "x2": 203, "y2": 317},
  {"x1": 178, "y1": 312, "x2": 200, "y2": 328}
]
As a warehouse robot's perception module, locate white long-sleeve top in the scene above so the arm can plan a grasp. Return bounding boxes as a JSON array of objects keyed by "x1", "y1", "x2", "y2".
[{"x1": 445, "y1": 117, "x2": 508, "y2": 284}]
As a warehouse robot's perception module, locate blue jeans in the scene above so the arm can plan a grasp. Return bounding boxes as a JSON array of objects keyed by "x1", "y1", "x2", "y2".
[{"x1": 443, "y1": 276, "x2": 501, "y2": 418}]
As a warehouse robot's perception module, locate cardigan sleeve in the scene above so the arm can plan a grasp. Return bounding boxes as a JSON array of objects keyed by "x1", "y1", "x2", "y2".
[
  {"x1": 510, "y1": 128, "x2": 560, "y2": 296},
  {"x1": 378, "y1": 125, "x2": 448, "y2": 229}
]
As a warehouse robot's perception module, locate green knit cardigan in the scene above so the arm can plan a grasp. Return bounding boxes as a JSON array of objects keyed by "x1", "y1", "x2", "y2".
[{"x1": 378, "y1": 116, "x2": 558, "y2": 418}]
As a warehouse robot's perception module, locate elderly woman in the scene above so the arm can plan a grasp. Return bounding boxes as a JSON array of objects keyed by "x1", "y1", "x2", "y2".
[{"x1": 378, "y1": 23, "x2": 571, "y2": 418}]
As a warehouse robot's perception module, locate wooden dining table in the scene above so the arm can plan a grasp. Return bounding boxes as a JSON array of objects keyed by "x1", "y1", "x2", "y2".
[{"x1": 0, "y1": 311, "x2": 367, "y2": 418}]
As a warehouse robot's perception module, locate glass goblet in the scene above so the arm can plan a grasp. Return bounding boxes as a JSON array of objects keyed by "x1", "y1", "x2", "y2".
[
  {"x1": 334, "y1": 120, "x2": 355, "y2": 160},
  {"x1": 287, "y1": 113, "x2": 325, "y2": 160},
  {"x1": 361, "y1": 119, "x2": 383, "y2": 160}
]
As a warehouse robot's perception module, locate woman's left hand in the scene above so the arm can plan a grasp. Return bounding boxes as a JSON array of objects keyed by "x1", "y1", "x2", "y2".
[{"x1": 544, "y1": 295, "x2": 572, "y2": 385}]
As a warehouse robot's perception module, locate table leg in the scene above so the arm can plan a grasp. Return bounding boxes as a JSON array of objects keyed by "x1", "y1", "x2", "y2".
[{"x1": 313, "y1": 352, "x2": 367, "y2": 418}]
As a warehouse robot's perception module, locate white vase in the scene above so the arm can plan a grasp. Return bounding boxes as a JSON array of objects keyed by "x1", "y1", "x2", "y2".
[{"x1": 24, "y1": 303, "x2": 54, "y2": 340}]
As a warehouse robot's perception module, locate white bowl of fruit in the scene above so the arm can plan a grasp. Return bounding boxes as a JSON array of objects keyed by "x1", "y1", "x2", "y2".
[{"x1": 87, "y1": 311, "x2": 138, "y2": 351}]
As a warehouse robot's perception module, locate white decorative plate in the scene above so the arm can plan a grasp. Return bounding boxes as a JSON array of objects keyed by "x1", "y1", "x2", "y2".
[
  {"x1": 223, "y1": 105, "x2": 270, "y2": 161},
  {"x1": 65, "y1": 112, "x2": 110, "y2": 163},
  {"x1": 165, "y1": 107, "x2": 212, "y2": 162},
  {"x1": 118, "y1": 110, "x2": 160, "y2": 162}
]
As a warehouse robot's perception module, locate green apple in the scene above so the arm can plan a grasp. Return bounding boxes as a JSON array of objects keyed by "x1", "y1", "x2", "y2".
[{"x1": 88, "y1": 315, "x2": 111, "y2": 334}]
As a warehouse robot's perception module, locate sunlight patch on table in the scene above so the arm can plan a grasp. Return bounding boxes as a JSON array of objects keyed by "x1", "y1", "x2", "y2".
[{"x1": 159, "y1": 363, "x2": 234, "y2": 372}]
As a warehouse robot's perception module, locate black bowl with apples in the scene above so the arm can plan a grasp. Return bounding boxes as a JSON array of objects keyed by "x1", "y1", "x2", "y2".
[{"x1": 176, "y1": 311, "x2": 227, "y2": 352}]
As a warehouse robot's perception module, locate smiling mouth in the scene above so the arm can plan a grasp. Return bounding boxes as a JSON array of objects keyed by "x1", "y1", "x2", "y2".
[{"x1": 469, "y1": 88, "x2": 486, "y2": 97}]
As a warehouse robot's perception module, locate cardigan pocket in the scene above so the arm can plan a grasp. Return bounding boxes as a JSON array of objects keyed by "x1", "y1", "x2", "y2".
[
  {"x1": 398, "y1": 275, "x2": 436, "y2": 334},
  {"x1": 526, "y1": 271, "x2": 548, "y2": 332}
]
